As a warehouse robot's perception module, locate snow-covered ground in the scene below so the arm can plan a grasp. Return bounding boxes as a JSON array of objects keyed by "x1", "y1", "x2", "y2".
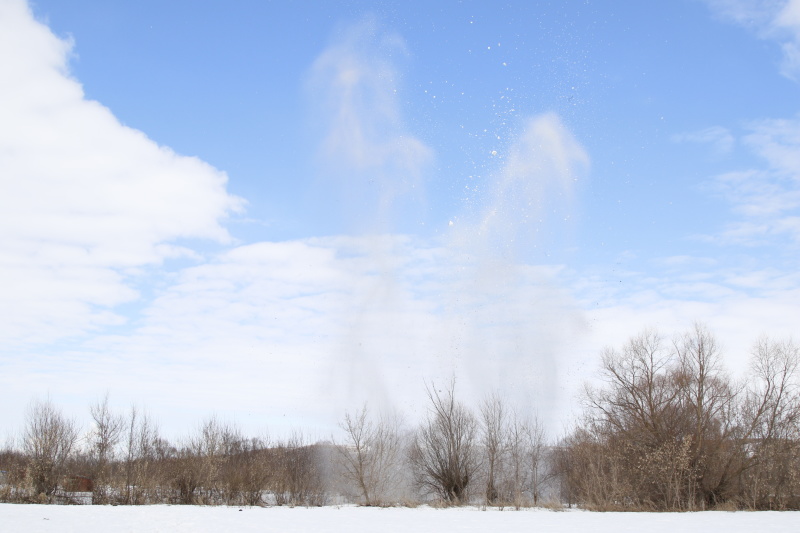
[{"x1": 1, "y1": 504, "x2": 798, "y2": 533}]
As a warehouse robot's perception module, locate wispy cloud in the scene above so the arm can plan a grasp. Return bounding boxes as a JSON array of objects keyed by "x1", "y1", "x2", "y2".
[
  {"x1": 745, "y1": 115, "x2": 800, "y2": 175},
  {"x1": 672, "y1": 126, "x2": 735, "y2": 155},
  {"x1": 705, "y1": 0, "x2": 800, "y2": 80},
  {"x1": 0, "y1": 0, "x2": 243, "y2": 347},
  {"x1": 701, "y1": 116, "x2": 800, "y2": 245}
]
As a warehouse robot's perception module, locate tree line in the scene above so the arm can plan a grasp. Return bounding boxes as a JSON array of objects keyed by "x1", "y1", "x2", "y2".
[{"x1": 1, "y1": 324, "x2": 799, "y2": 510}]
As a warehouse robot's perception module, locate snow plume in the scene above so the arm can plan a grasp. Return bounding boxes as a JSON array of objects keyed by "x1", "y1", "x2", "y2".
[
  {"x1": 302, "y1": 93, "x2": 590, "y2": 422},
  {"x1": 441, "y1": 113, "x2": 590, "y2": 423},
  {"x1": 473, "y1": 113, "x2": 590, "y2": 259},
  {"x1": 306, "y1": 17, "x2": 434, "y2": 232},
  {"x1": 281, "y1": 109, "x2": 591, "y2": 424},
  {"x1": 309, "y1": 34, "x2": 592, "y2": 420}
]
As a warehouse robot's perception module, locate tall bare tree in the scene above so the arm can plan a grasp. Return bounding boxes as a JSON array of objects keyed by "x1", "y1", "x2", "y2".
[
  {"x1": 480, "y1": 393, "x2": 506, "y2": 505},
  {"x1": 122, "y1": 406, "x2": 162, "y2": 505},
  {"x1": 409, "y1": 381, "x2": 480, "y2": 504},
  {"x1": 337, "y1": 405, "x2": 404, "y2": 506},
  {"x1": 88, "y1": 393, "x2": 124, "y2": 504},
  {"x1": 738, "y1": 337, "x2": 800, "y2": 509},
  {"x1": 674, "y1": 323, "x2": 736, "y2": 507},
  {"x1": 521, "y1": 412, "x2": 550, "y2": 505}
]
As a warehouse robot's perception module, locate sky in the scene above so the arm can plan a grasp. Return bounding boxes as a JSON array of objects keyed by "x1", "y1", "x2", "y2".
[{"x1": 1, "y1": 0, "x2": 799, "y2": 441}]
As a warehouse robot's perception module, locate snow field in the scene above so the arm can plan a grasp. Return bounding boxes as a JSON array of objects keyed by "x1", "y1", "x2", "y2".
[{"x1": 1, "y1": 504, "x2": 798, "y2": 533}]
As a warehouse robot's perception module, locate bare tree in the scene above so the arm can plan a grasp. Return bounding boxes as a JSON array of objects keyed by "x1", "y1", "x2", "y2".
[
  {"x1": 409, "y1": 381, "x2": 480, "y2": 504},
  {"x1": 337, "y1": 404, "x2": 403, "y2": 506},
  {"x1": 520, "y1": 412, "x2": 550, "y2": 506},
  {"x1": 22, "y1": 398, "x2": 80, "y2": 498},
  {"x1": 585, "y1": 328, "x2": 683, "y2": 446},
  {"x1": 744, "y1": 337, "x2": 800, "y2": 443},
  {"x1": 480, "y1": 393, "x2": 506, "y2": 505},
  {"x1": 121, "y1": 406, "x2": 162, "y2": 505},
  {"x1": 674, "y1": 323, "x2": 737, "y2": 507},
  {"x1": 505, "y1": 411, "x2": 528, "y2": 507},
  {"x1": 739, "y1": 337, "x2": 800, "y2": 509},
  {"x1": 88, "y1": 393, "x2": 124, "y2": 504}
]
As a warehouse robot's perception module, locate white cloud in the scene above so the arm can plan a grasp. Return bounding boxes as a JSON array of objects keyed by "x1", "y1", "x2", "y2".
[{"x1": 0, "y1": 0, "x2": 243, "y2": 347}]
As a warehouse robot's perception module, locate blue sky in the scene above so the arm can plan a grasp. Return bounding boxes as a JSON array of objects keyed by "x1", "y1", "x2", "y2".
[{"x1": 2, "y1": 0, "x2": 799, "y2": 439}]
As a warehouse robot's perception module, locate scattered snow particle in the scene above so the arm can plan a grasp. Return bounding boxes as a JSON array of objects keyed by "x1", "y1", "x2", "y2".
[{"x1": 491, "y1": 150, "x2": 497, "y2": 156}]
